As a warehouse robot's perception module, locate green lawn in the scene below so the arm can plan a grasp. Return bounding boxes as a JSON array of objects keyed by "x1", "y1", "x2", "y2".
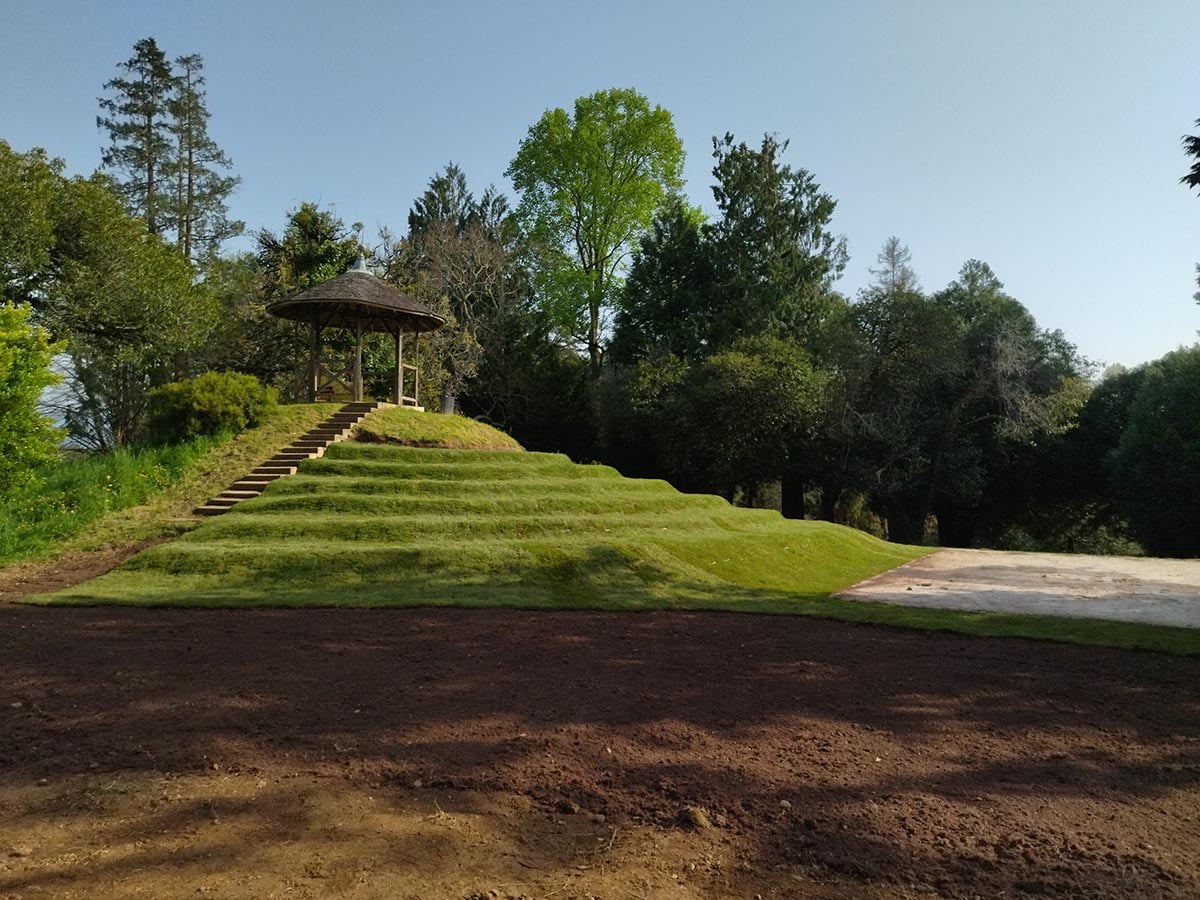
[
  {"x1": 34, "y1": 440, "x2": 922, "y2": 608},
  {"x1": 354, "y1": 406, "x2": 522, "y2": 450},
  {"x1": 26, "y1": 410, "x2": 1200, "y2": 656}
]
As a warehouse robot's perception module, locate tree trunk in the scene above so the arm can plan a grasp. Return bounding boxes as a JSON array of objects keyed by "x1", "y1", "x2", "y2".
[
  {"x1": 935, "y1": 500, "x2": 977, "y2": 548},
  {"x1": 780, "y1": 473, "x2": 806, "y2": 519},
  {"x1": 145, "y1": 110, "x2": 156, "y2": 234},
  {"x1": 884, "y1": 498, "x2": 927, "y2": 544}
]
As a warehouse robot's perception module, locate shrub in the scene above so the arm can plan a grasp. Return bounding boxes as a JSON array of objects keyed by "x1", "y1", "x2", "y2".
[
  {"x1": 147, "y1": 371, "x2": 277, "y2": 444},
  {"x1": 0, "y1": 302, "x2": 63, "y2": 492}
]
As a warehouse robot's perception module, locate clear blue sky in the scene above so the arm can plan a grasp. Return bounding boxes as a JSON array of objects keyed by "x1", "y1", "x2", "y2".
[{"x1": 3, "y1": 0, "x2": 1198, "y2": 367}]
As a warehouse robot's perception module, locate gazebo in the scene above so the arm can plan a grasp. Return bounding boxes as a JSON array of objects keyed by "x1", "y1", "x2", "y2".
[{"x1": 267, "y1": 257, "x2": 445, "y2": 406}]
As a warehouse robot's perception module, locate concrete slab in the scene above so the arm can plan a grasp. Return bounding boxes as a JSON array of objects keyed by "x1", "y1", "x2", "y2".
[{"x1": 840, "y1": 548, "x2": 1200, "y2": 629}]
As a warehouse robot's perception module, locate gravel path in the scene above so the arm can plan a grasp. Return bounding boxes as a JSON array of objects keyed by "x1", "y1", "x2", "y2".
[{"x1": 841, "y1": 549, "x2": 1200, "y2": 628}]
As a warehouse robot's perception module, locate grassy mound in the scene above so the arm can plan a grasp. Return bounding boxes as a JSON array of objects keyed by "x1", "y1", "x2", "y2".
[
  {"x1": 35, "y1": 442, "x2": 922, "y2": 610},
  {"x1": 353, "y1": 407, "x2": 522, "y2": 450}
]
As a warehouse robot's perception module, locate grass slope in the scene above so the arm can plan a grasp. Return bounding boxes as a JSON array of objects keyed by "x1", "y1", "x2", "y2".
[
  {"x1": 36, "y1": 441, "x2": 922, "y2": 612},
  {"x1": 354, "y1": 407, "x2": 522, "y2": 450},
  {"x1": 0, "y1": 404, "x2": 334, "y2": 568}
]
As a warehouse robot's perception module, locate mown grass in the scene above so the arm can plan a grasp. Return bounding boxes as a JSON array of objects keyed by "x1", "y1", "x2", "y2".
[
  {"x1": 35, "y1": 442, "x2": 921, "y2": 606},
  {"x1": 0, "y1": 404, "x2": 334, "y2": 567},
  {"x1": 27, "y1": 434, "x2": 1200, "y2": 655},
  {"x1": 354, "y1": 407, "x2": 522, "y2": 450}
]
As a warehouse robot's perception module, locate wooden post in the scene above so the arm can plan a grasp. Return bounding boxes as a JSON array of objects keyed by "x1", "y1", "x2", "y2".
[
  {"x1": 413, "y1": 333, "x2": 420, "y2": 407},
  {"x1": 352, "y1": 319, "x2": 363, "y2": 402},
  {"x1": 393, "y1": 328, "x2": 404, "y2": 405},
  {"x1": 309, "y1": 312, "x2": 321, "y2": 403}
]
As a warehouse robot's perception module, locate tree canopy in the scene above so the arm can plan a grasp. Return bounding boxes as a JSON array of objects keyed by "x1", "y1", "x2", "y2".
[{"x1": 507, "y1": 87, "x2": 684, "y2": 369}]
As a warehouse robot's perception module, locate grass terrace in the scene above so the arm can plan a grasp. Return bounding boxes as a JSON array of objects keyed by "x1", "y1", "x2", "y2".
[{"x1": 35, "y1": 433, "x2": 924, "y2": 610}]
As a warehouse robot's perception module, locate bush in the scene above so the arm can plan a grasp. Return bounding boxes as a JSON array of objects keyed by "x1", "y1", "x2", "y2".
[
  {"x1": 147, "y1": 371, "x2": 277, "y2": 444},
  {"x1": 0, "y1": 302, "x2": 63, "y2": 491}
]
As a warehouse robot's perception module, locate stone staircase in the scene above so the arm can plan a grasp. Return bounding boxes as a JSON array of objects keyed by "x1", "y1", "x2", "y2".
[{"x1": 193, "y1": 402, "x2": 385, "y2": 517}]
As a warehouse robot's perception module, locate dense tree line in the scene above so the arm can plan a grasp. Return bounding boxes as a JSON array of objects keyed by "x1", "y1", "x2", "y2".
[{"x1": 2, "y1": 45, "x2": 1198, "y2": 557}]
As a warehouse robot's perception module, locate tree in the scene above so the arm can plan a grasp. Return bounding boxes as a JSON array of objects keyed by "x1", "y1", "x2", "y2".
[
  {"x1": 1181, "y1": 120, "x2": 1200, "y2": 306},
  {"x1": 42, "y1": 174, "x2": 216, "y2": 447},
  {"x1": 250, "y1": 203, "x2": 361, "y2": 397},
  {"x1": 818, "y1": 250, "x2": 1085, "y2": 544},
  {"x1": 1181, "y1": 119, "x2": 1200, "y2": 192},
  {"x1": 0, "y1": 302, "x2": 62, "y2": 491},
  {"x1": 392, "y1": 165, "x2": 519, "y2": 412},
  {"x1": 613, "y1": 197, "x2": 717, "y2": 363},
  {"x1": 169, "y1": 53, "x2": 242, "y2": 261},
  {"x1": 1110, "y1": 346, "x2": 1200, "y2": 557},
  {"x1": 868, "y1": 236, "x2": 919, "y2": 294},
  {"x1": 0, "y1": 141, "x2": 61, "y2": 309},
  {"x1": 97, "y1": 37, "x2": 176, "y2": 235},
  {"x1": 708, "y1": 133, "x2": 847, "y2": 349},
  {"x1": 256, "y1": 202, "x2": 361, "y2": 297},
  {"x1": 507, "y1": 88, "x2": 684, "y2": 369},
  {"x1": 621, "y1": 337, "x2": 826, "y2": 501}
]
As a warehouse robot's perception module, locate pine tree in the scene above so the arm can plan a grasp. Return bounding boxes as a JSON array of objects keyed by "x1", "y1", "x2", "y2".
[
  {"x1": 97, "y1": 37, "x2": 175, "y2": 235},
  {"x1": 169, "y1": 54, "x2": 242, "y2": 261}
]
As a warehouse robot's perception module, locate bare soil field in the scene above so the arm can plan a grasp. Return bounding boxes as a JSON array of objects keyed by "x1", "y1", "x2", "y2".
[
  {"x1": 841, "y1": 549, "x2": 1200, "y2": 628},
  {"x1": 1, "y1": 606, "x2": 1198, "y2": 899}
]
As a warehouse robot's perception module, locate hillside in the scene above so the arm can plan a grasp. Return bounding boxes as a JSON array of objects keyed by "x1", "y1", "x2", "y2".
[
  {"x1": 0, "y1": 404, "x2": 335, "y2": 576},
  {"x1": 34, "y1": 429, "x2": 924, "y2": 609}
]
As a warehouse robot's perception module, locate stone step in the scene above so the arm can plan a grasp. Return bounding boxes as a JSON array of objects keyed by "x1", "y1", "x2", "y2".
[
  {"x1": 252, "y1": 465, "x2": 296, "y2": 476},
  {"x1": 206, "y1": 496, "x2": 245, "y2": 508},
  {"x1": 229, "y1": 480, "x2": 273, "y2": 491},
  {"x1": 191, "y1": 413, "x2": 375, "y2": 518}
]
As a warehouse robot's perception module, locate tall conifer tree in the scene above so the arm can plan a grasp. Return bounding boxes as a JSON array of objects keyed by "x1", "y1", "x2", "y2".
[
  {"x1": 97, "y1": 37, "x2": 175, "y2": 235},
  {"x1": 169, "y1": 54, "x2": 242, "y2": 261}
]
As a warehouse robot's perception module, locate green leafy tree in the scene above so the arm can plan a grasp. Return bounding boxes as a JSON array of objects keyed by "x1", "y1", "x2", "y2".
[
  {"x1": 256, "y1": 202, "x2": 360, "y2": 297},
  {"x1": 97, "y1": 37, "x2": 176, "y2": 235},
  {"x1": 613, "y1": 197, "x2": 717, "y2": 362},
  {"x1": 819, "y1": 249, "x2": 1084, "y2": 544},
  {"x1": 708, "y1": 133, "x2": 847, "y2": 349},
  {"x1": 43, "y1": 175, "x2": 216, "y2": 447},
  {"x1": 193, "y1": 252, "x2": 306, "y2": 394},
  {"x1": 507, "y1": 87, "x2": 684, "y2": 369},
  {"x1": 250, "y1": 203, "x2": 362, "y2": 398},
  {"x1": 0, "y1": 142, "x2": 62, "y2": 308},
  {"x1": 169, "y1": 54, "x2": 243, "y2": 261},
  {"x1": 624, "y1": 338, "x2": 826, "y2": 501},
  {"x1": 1110, "y1": 346, "x2": 1200, "y2": 557},
  {"x1": 615, "y1": 134, "x2": 848, "y2": 363},
  {"x1": 0, "y1": 302, "x2": 63, "y2": 491},
  {"x1": 389, "y1": 165, "x2": 519, "y2": 412}
]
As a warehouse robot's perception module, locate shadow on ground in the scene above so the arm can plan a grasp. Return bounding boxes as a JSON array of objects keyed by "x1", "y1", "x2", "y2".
[{"x1": 2, "y1": 604, "x2": 1198, "y2": 897}]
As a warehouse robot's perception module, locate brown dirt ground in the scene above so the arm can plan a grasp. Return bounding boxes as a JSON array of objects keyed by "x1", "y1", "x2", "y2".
[
  {"x1": 0, "y1": 537, "x2": 172, "y2": 600},
  {"x1": 1, "y1": 606, "x2": 1197, "y2": 899}
]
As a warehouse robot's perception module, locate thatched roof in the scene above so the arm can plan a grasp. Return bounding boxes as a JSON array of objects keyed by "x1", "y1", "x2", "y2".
[{"x1": 267, "y1": 260, "x2": 445, "y2": 334}]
